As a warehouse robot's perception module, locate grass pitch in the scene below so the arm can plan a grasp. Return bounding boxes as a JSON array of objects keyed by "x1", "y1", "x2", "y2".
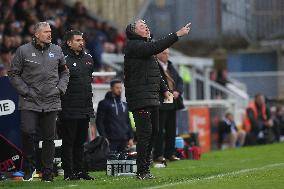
[{"x1": 1, "y1": 142, "x2": 284, "y2": 189}]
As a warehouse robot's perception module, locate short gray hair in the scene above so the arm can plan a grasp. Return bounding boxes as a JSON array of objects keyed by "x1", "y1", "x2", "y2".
[
  {"x1": 131, "y1": 19, "x2": 146, "y2": 32},
  {"x1": 34, "y1": 22, "x2": 50, "y2": 33}
]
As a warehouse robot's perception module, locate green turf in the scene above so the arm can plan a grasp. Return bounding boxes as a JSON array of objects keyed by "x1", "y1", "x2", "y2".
[{"x1": 1, "y1": 143, "x2": 284, "y2": 189}]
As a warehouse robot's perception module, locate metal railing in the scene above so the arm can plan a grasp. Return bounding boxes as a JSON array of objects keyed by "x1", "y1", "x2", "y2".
[
  {"x1": 230, "y1": 71, "x2": 284, "y2": 99},
  {"x1": 99, "y1": 52, "x2": 249, "y2": 103},
  {"x1": 94, "y1": 52, "x2": 250, "y2": 125}
]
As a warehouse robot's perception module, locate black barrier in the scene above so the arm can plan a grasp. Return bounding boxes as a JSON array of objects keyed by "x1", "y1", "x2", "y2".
[{"x1": 0, "y1": 76, "x2": 22, "y2": 172}]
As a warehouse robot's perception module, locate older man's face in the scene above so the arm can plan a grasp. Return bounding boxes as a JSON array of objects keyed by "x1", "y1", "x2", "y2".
[
  {"x1": 35, "y1": 25, "x2": 52, "y2": 44},
  {"x1": 157, "y1": 49, "x2": 170, "y2": 63},
  {"x1": 135, "y1": 20, "x2": 151, "y2": 38}
]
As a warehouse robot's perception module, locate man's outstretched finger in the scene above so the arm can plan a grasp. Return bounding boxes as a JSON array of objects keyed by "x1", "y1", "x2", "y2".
[{"x1": 185, "y1": 22, "x2": 191, "y2": 28}]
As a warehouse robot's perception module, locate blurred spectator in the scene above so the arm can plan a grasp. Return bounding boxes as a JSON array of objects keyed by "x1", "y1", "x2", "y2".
[
  {"x1": 243, "y1": 94, "x2": 275, "y2": 145},
  {"x1": 216, "y1": 69, "x2": 229, "y2": 86},
  {"x1": 86, "y1": 28, "x2": 107, "y2": 70},
  {"x1": 22, "y1": 23, "x2": 36, "y2": 43},
  {"x1": 0, "y1": 63, "x2": 8, "y2": 77},
  {"x1": 153, "y1": 48, "x2": 184, "y2": 162},
  {"x1": 210, "y1": 69, "x2": 217, "y2": 81},
  {"x1": 0, "y1": 47, "x2": 12, "y2": 70},
  {"x1": 218, "y1": 112, "x2": 246, "y2": 149},
  {"x1": 114, "y1": 31, "x2": 126, "y2": 54},
  {"x1": 273, "y1": 106, "x2": 284, "y2": 142},
  {"x1": 68, "y1": 1, "x2": 87, "y2": 23},
  {"x1": 96, "y1": 80, "x2": 134, "y2": 152}
]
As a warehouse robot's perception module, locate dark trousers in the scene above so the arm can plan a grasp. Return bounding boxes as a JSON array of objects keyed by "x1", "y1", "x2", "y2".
[
  {"x1": 154, "y1": 109, "x2": 176, "y2": 159},
  {"x1": 109, "y1": 140, "x2": 128, "y2": 152},
  {"x1": 20, "y1": 110, "x2": 57, "y2": 172},
  {"x1": 59, "y1": 118, "x2": 89, "y2": 176},
  {"x1": 133, "y1": 106, "x2": 159, "y2": 174}
]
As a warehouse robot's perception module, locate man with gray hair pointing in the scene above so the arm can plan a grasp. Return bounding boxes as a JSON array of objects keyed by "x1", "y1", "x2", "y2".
[
  {"x1": 8, "y1": 22, "x2": 69, "y2": 182},
  {"x1": 124, "y1": 20, "x2": 191, "y2": 179}
]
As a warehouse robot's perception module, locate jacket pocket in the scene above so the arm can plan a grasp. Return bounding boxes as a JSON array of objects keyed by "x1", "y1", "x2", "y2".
[
  {"x1": 46, "y1": 87, "x2": 60, "y2": 97},
  {"x1": 52, "y1": 87, "x2": 60, "y2": 96}
]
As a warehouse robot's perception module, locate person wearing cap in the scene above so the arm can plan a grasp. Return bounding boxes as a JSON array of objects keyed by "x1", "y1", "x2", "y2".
[
  {"x1": 8, "y1": 22, "x2": 69, "y2": 182},
  {"x1": 124, "y1": 20, "x2": 191, "y2": 179}
]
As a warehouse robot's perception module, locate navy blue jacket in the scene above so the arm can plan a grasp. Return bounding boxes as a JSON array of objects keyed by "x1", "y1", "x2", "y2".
[{"x1": 96, "y1": 92, "x2": 133, "y2": 141}]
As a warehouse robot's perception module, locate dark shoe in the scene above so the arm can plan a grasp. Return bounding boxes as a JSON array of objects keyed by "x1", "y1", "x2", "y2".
[
  {"x1": 42, "y1": 170, "x2": 53, "y2": 182},
  {"x1": 76, "y1": 172, "x2": 94, "y2": 180},
  {"x1": 22, "y1": 168, "x2": 36, "y2": 181},
  {"x1": 168, "y1": 155, "x2": 180, "y2": 161},
  {"x1": 64, "y1": 173, "x2": 79, "y2": 181},
  {"x1": 137, "y1": 173, "x2": 155, "y2": 180},
  {"x1": 0, "y1": 173, "x2": 7, "y2": 181},
  {"x1": 154, "y1": 156, "x2": 166, "y2": 163}
]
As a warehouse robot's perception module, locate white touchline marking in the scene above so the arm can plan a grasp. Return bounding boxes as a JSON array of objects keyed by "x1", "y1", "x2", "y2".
[
  {"x1": 54, "y1": 184, "x2": 79, "y2": 189},
  {"x1": 144, "y1": 163, "x2": 284, "y2": 189}
]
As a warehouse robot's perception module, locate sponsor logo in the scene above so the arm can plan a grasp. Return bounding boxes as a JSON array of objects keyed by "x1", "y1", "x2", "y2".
[
  {"x1": 0, "y1": 100, "x2": 15, "y2": 116},
  {"x1": 0, "y1": 155, "x2": 20, "y2": 172},
  {"x1": 49, "y1": 52, "x2": 55, "y2": 58}
]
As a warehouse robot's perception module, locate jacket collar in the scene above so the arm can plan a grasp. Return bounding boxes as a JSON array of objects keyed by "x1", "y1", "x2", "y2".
[
  {"x1": 105, "y1": 91, "x2": 121, "y2": 101},
  {"x1": 62, "y1": 44, "x2": 84, "y2": 58},
  {"x1": 32, "y1": 38, "x2": 50, "y2": 51}
]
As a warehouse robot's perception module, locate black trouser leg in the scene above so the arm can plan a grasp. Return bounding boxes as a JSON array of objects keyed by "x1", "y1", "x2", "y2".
[
  {"x1": 60, "y1": 119, "x2": 78, "y2": 176},
  {"x1": 147, "y1": 107, "x2": 159, "y2": 170},
  {"x1": 20, "y1": 110, "x2": 39, "y2": 172},
  {"x1": 164, "y1": 110, "x2": 176, "y2": 158},
  {"x1": 153, "y1": 110, "x2": 167, "y2": 159},
  {"x1": 73, "y1": 118, "x2": 89, "y2": 173},
  {"x1": 39, "y1": 111, "x2": 57, "y2": 172},
  {"x1": 133, "y1": 107, "x2": 159, "y2": 174},
  {"x1": 273, "y1": 123, "x2": 281, "y2": 142}
]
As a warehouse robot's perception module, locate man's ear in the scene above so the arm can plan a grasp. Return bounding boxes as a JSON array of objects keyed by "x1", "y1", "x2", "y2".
[
  {"x1": 67, "y1": 40, "x2": 72, "y2": 47},
  {"x1": 34, "y1": 32, "x2": 39, "y2": 39}
]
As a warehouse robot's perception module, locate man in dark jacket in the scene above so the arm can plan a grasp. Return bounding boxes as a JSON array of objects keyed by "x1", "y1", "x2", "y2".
[
  {"x1": 153, "y1": 48, "x2": 184, "y2": 162},
  {"x1": 58, "y1": 30, "x2": 94, "y2": 180},
  {"x1": 8, "y1": 22, "x2": 69, "y2": 182},
  {"x1": 96, "y1": 79, "x2": 134, "y2": 152},
  {"x1": 124, "y1": 19, "x2": 191, "y2": 179}
]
